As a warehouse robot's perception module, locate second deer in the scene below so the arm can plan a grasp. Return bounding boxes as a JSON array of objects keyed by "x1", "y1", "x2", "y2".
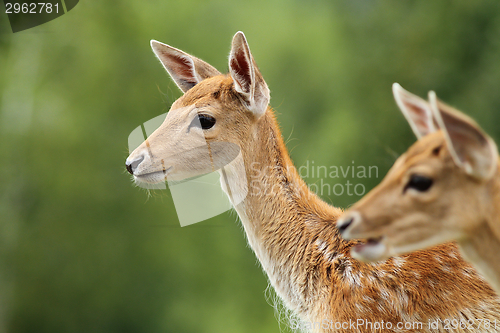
[{"x1": 338, "y1": 83, "x2": 500, "y2": 292}]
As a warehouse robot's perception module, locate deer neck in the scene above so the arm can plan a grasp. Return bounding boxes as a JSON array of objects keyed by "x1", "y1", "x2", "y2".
[
  {"x1": 218, "y1": 110, "x2": 342, "y2": 315},
  {"x1": 458, "y1": 222, "x2": 500, "y2": 292},
  {"x1": 458, "y1": 170, "x2": 500, "y2": 293},
  {"x1": 489, "y1": 164, "x2": 500, "y2": 241}
]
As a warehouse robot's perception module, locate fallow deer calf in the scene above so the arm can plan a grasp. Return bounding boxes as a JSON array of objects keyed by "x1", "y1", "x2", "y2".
[
  {"x1": 338, "y1": 84, "x2": 500, "y2": 292},
  {"x1": 126, "y1": 33, "x2": 500, "y2": 332}
]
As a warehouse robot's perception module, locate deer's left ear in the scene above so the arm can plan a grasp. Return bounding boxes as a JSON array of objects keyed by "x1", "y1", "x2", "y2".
[
  {"x1": 393, "y1": 83, "x2": 437, "y2": 139},
  {"x1": 151, "y1": 40, "x2": 220, "y2": 93},
  {"x1": 229, "y1": 32, "x2": 270, "y2": 118},
  {"x1": 429, "y1": 91, "x2": 498, "y2": 180}
]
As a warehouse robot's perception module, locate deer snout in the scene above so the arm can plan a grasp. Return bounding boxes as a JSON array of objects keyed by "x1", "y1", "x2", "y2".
[
  {"x1": 125, "y1": 154, "x2": 145, "y2": 175},
  {"x1": 336, "y1": 211, "x2": 362, "y2": 239}
]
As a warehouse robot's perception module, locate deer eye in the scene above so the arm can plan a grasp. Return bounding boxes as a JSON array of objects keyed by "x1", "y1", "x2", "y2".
[
  {"x1": 198, "y1": 114, "x2": 216, "y2": 130},
  {"x1": 405, "y1": 174, "x2": 433, "y2": 193}
]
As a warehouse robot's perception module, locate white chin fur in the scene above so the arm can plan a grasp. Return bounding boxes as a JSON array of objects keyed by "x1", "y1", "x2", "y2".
[
  {"x1": 134, "y1": 171, "x2": 166, "y2": 184},
  {"x1": 351, "y1": 241, "x2": 388, "y2": 263}
]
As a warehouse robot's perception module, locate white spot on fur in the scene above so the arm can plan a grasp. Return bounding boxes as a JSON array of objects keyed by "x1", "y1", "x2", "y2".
[
  {"x1": 343, "y1": 264, "x2": 363, "y2": 287},
  {"x1": 367, "y1": 274, "x2": 376, "y2": 285},
  {"x1": 355, "y1": 302, "x2": 367, "y2": 315},
  {"x1": 441, "y1": 264, "x2": 452, "y2": 273},
  {"x1": 433, "y1": 254, "x2": 443, "y2": 264},
  {"x1": 362, "y1": 295, "x2": 375, "y2": 303},
  {"x1": 398, "y1": 291, "x2": 409, "y2": 309},
  {"x1": 315, "y1": 239, "x2": 328, "y2": 254},
  {"x1": 380, "y1": 289, "x2": 391, "y2": 302},
  {"x1": 393, "y1": 256, "x2": 406, "y2": 268}
]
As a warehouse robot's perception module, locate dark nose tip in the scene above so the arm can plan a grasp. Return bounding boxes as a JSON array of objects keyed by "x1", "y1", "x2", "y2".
[
  {"x1": 337, "y1": 217, "x2": 354, "y2": 234},
  {"x1": 126, "y1": 162, "x2": 134, "y2": 175},
  {"x1": 125, "y1": 155, "x2": 145, "y2": 175}
]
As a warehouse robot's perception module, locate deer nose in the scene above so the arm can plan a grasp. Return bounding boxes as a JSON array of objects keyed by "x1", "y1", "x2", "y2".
[
  {"x1": 336, "y1": 211, "x2": 361, "y2": 238},
  {"x1": 125, "y1": 155, "x2": 145, "y2": 175},
  {"x1": 337, "y1": 217, "x2": 353, "y2": 234}
]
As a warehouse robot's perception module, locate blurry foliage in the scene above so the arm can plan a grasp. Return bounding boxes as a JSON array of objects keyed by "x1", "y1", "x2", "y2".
[{"x1": 0, "y1": 1, "x2": 500, "y2": 332}]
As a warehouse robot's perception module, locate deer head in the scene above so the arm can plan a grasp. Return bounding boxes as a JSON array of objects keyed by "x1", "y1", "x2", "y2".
[
  {"x1": 336, "y1": 83, "x2": 499, "y2": 262},
  {"x1": 125, "y1": 32, "x2": 270, "y2": 191}
]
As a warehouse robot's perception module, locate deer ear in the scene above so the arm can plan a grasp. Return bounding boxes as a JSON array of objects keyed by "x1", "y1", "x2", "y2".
[
  {"x1": 229, "y1": 32, "x2": 270, "y2": 117},
  {"x1": 393, "y1": 83, "x2": 437, "y2": 139},
  {"x1": 151, "y1": 40, "x2": 220, "y2": 93},
  {"x1": 429, "y1": 91, "x2": 498, "y2": 180}
]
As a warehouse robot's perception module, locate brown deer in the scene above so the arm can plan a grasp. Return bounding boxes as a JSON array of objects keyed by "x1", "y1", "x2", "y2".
[
  {"x1": 126, "y1": 33, "x2": 500, "y2": 332},
  {"x1": 337, "y1": 83, "x2": 500, "y2": 293}
]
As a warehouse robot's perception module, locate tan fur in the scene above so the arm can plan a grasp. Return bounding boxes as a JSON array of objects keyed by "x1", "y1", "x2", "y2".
[
  {"x1": 127, "y1": 35, "x2": 500, "y2": 332},
  {"x1": 338, "y1": 85, "x2": 500, "y2": 294}
]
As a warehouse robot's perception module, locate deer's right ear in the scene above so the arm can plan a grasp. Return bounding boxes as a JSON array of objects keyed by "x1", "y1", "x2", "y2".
[
  {"x1": 229, "y1": 32, "x2": 270, "y2": 118},
  {"x1": 151, "y1": 40, "x2": 220, "y2": 93},
  {"x1": 393, "y1": 83, "x2": 437, "y2": 139},
  {"x1": 429, "y1": 91, "x2": 498, "y2": 180}
]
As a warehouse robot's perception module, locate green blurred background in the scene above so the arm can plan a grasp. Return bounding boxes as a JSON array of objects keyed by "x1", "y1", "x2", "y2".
[{"x1": 1, "y1": 1, "x2": 500, "y2": 332}]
